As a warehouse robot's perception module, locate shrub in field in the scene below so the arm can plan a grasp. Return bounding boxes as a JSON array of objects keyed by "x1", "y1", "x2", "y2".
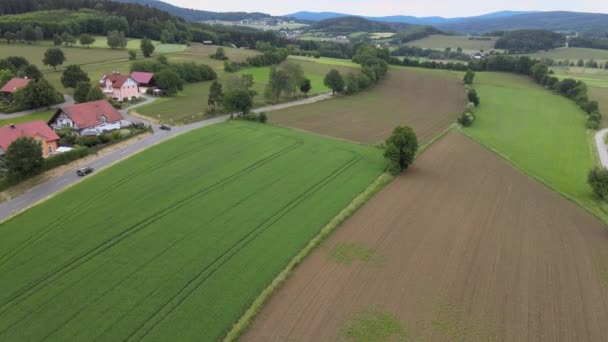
[
  {"x1": 463, "y1": 70, "x2": 475, "y2": 84},
  {"x1": 588, "y1": 167, "x2": 608, "y2": 200},
  {"x1": 458, "y1": 111, "x2": 475, "y2": 127},
  {"x1": 384, "y1": 126, "x2": 418, "y2": 175},
  {"x1": 468, "y1": 89, "x2": 480, "y2": 107},
  {"x1": 258, "y1": 112, "x2": 267, "y2": 123}
]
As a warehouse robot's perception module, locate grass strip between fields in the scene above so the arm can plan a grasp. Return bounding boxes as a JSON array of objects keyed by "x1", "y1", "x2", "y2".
[{"x1": 222, "y1": 172, "x2": 394, "y2": 341}]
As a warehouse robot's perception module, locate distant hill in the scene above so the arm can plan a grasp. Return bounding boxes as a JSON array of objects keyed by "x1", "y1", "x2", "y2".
[
  {"x1": 113, "y1": 0, "x2": 281, "y2": 22},
  {"x1": 310, "y1": 16, "x2": 410, "y2": 34},
  {"x1": 437, "y1": 11, "x2": 608, "y2": 34},
  {"x1": 287, "y1": 11, "x2": 534, "y2": 25}
]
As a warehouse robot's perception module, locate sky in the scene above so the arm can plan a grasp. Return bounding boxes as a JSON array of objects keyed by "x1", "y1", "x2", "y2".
[{"x1": 167, "y1": 0, "x2": 608, "y2": 17}]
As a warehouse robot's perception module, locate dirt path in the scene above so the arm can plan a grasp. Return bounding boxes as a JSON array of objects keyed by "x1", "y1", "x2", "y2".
[
  {"x1": 243, "y1": 131, "x2": 608, "y2": 341},
  {"x1": 595, "y1": 128, "x2": 608, "y2": 168}
]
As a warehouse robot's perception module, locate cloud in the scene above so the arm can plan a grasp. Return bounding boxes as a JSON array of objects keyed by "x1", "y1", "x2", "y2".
[{"x1": 167, "y1": 0, "x2": 608, "y2": 17}]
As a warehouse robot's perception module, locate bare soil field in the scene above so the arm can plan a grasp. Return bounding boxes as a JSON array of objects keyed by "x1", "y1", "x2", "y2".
[
  {"x1": 243, "y1": 131, "x2": 608, "y2": 341},
  {"x1": 269, "y1": 68, "x2": 466, "y2": 144}
]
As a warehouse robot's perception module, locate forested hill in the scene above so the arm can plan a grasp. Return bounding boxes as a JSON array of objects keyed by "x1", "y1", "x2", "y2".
[
  {"x1": 311, "y1": 16, "x2": 410, "y2": 34},
  {"x1": 111, "y1": 0, "x2": 276, "y2": 22},
  {"x1": 437, "y1": 11, "x2": 608, "y2": 34}
]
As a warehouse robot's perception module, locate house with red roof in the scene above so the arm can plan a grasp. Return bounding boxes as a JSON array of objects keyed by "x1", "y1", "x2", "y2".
[
  {"x1": 48, "y1": 100, "x2": 124, "y2": 136},
  {"x1": 1, "y1": 77, "x2": 31, "y2": 103},
  {"x1": 0, "y1": 121, "x2": 60, "y2": 157},
  {"x1": 99, "y1": 73, "x2": 140, "y2": 102},
  {"x1": 130, "y1": 71, "x2": 155, "y2": 93}
]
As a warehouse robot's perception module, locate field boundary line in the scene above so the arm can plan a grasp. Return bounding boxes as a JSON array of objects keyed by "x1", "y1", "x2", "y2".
[
  {"x1": 222, "y1": 172, "x2": 394, "y2": 342},
  {"x1": 456, "y1": 127, "x2": 608, "y2": 226}
]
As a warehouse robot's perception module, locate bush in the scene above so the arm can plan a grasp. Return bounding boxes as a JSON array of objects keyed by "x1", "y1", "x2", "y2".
[
  {"x1": 75, "y1": 135, "x2": 100, "y2": 147},
  {"x1": 458, "y1": 111, "x2": 475, "y2": 127},
  {"x1": 588, "y1": 167, "x2": 608, "y2": 200},
  {"x1": 258, "y1": 112, "x2": 267, "y2": 123},
  {"x1": 42, "y1": 146, "x2": 90, "y2": 171},
  {"x1": 467, "y1": 89, "x2": 480, "y2": 107}
]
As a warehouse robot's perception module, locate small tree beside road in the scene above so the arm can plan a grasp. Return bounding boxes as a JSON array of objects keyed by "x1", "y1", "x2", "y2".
[{"x1": 5, "y1": 137, "x2": 43, "y2": 181}]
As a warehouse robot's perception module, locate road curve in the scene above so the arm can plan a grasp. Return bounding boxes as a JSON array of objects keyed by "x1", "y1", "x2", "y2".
[
  {"x1": 595, "y1": 128, "x2": 608, "y2": 169},
  {"x1": 0, "y1": 93, "x2": 332, "y2": 222}
]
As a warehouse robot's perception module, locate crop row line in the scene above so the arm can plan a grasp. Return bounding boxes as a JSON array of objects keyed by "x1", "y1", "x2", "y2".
[
  {"x1": 0, "y1": 141, "x2": 301, "y2": 317},
  {"x1": 127, "y1": 154, "x2": 362, "y2": 341}
]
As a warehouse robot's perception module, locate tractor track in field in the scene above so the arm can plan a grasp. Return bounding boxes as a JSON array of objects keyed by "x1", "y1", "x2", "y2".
[
  {"x1": 0, "y1": 134, "x2": 235, "y2": 270},
  {"x1": 126, "y1": 153, "x2": 363, "y2": 341},
  {"x1": 0, "y1": 140, "x2": 302, "y2": 316}
]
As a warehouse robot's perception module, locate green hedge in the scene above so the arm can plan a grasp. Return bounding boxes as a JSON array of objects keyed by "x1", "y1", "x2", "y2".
[{"x1": 42, "y1": 146, "x2": 90, "y2": 171}]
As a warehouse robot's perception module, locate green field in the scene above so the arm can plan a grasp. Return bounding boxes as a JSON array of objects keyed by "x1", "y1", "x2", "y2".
[
  {"x1": 522, "y1": 47, "x2": 608, "y2": 62},
  {"x1": 551, "y1": 66, "x2": 608, "y2": 88},
  {"x1": 0, "y1": 110, "x2": 55, "y2": 127},
  {"x1": 135, "y1": 58, "x2": 354, "y2": 124},
  {"x1": 405, "y1": 34, "x2": 500, "y2": 52},
  {"x1": 463, "y1": 72, "x2": 608, "y2": 220},
  {"x1": 0, "y1": 121, "x2": 385, "y2": 341}
]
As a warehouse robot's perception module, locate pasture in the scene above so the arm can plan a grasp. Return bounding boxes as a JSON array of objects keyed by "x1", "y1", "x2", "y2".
[
  {"x1": 168, "y1": 44, "x2": 261, "y2": 70},
  {"x1": 135, "y1": 59, "x2": 355, "y2": 124},
  {"x1": 270, "y1": 67, "x2": 465, "y2": 144},
  {"x1": 0, "y1": 121, "x2": 385, "y2": 341},
  {"x1": 405, "y1": 34, "x2": 499, "y2": 52},
  {"x1": 243, "y1": 131, "x2": 608, "y2": 341},
  {"x1": 523, "y1": 47, "x2": 608, "y2": 62},
  {"x1": 0, "y1": 110, "x2": 55, "y2": 127},
  {"x1": 463, "y1": 72, "x2": 608, "y2": 221}
]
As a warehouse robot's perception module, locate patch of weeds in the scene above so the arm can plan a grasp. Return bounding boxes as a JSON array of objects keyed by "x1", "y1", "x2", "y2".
[
  {"x1": 330, "y1": 242, "x2": 381, "y2": 265},
  {"x1": 343, "y1": 308, "x2": 409, "y2": 342},
  {"x1": 431, "y1": 297, "x2": 495, "y2": 342}
]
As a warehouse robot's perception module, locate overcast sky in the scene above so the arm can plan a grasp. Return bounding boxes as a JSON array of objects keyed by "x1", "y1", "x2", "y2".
[{"x1": 166, "y1": 0, "x2": 608, "y2": 17}]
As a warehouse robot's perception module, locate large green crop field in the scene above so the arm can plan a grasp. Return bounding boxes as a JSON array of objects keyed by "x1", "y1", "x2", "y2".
[
  {"x1": 0, "y1": 121, "x2": 385, "y2": 341},
  {"x1": 462, "y1": 72, "x2": 608, "y2": 220}
]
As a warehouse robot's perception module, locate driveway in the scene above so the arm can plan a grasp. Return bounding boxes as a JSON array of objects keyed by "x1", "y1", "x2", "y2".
[
  {"x1": 595, "y1": 128, "x2": 608, "y2": 169},
  {"x1": 0, "y1": 93, "x2": 332, "y2": 222}
]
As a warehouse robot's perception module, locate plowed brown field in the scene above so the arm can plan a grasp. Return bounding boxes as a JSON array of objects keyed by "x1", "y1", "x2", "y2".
[
  {"x1": 269, "y1": 68, "x2": 466, "y2": 144},
  {"x1": 242, "y1": 131, "x2": 608, "y2": 341}
]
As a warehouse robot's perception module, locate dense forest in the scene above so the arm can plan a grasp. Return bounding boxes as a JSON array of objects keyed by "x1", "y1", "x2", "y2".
[
  {"x1": 0, "y1": 0, "x2": 288, "y2": 47},
  {"x1": 392, "y1": 26, "x2": 443, "y2": 43},
  {"x1": 309, "y1": 16, "x2": 405, "y2": 34},
  {"x1": 569, "y1": 37, "x2": 608, "y2": 51},
  {"x1": 495, "y1": 29, "x2": 565, "y2": 53}
]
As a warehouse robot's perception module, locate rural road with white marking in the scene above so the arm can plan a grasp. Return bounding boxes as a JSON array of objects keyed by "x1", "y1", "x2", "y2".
[
  {"x1": 595, "y1": 128, "x2": 608, "y2": 169},
  {"x1": 0, "y1": 93, "x2": 332, "y2": 222}
]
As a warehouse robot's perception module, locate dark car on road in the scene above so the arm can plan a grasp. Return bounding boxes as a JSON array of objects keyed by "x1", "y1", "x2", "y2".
[
  {"x1": 159, "y1": 124, "x2": 171, "y2": 131},
  {"x1": 76, "y1": 167, "x2": 94, "y2": 177}
]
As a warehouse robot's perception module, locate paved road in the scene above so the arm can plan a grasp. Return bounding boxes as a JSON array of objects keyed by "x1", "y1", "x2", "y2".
[
  {"x1": 595, "y1": 128, "x2": 608, "y2": 169},
  {"x1": 0, "y1": 93, "x2": 332, "y2": 221},
  {"x1": 0, "y1": 95, "x2": 74, "y2": 119}
]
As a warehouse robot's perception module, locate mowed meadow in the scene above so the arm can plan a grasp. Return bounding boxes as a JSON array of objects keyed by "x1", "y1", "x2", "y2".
[
  {"x1": 270, "y1": 67, "x2": 466, "y2": 144},
  {"x1": 0, "y1": 121, "x2": 385, "y2": 341}
]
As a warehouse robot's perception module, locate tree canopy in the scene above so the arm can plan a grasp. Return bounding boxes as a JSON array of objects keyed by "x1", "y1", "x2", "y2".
[{"x1": 384, "y1": 126, "x2": 419, "y2": 175}]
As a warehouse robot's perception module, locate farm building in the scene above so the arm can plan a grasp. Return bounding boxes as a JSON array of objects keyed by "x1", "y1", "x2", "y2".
[
  {"x1": 0, "y1": 120, "x2": 60, "y2": 157},
  {"x1": 99, "y1": 73, "x2": 140, "y2": 102},
  {"x1": 130, "y1": 71, "x2": 155, "y2": 93},
  {"x1": 1, "y1": 77, "x2": 31, "y2": 103},
  {"x1": 202, "y1": 40, "x2": 213, "y2": 45},
  {"x1": 49, "y1": 100, "x2": 124, "y2": 136}
]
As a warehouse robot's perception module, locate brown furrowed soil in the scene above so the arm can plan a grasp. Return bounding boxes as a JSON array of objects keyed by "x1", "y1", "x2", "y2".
[
  {"x1": 242, "y1": 131, "x2": 608, "y2": 342},
  {"x1": 269, "y1": 68, "x2": 466, "y2": 144}
]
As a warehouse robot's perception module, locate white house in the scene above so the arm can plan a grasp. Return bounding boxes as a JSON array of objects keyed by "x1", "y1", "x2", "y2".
[{"x1": 48, "y1": 100, "x2": 124, "y2": 136}]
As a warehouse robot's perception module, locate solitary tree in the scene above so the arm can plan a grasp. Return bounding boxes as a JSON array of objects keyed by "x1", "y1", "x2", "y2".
[
  {"x1": 5, "y1": 137, "x2": 44, "y2": 181},
  {"x1": 43, "y1": 48, "x2": 65, "y2": 71},
  {"x1": 300, "y1": 78, "x2": 312, "y2": 97},
  {"x1": 463, "y1": 70, "x2": 475, "y2": 85},
  {"x1": 12, "y1": 79, "x2": 63, "y2": 110},
  {"x1": 52, "y1": 33, "x2": 62, "y2": 46},
  {"x1": 588, "y1": 167, "x2": 608, "y2": 200},
  {"x1": 74, "y1": 81, "x2": 91, "y2": 103},
  {"x1": 61, "y1": 65, "x2": 89, "y2": 88},
  {"x1": 210, "y1": 47, "x2": 227, "y2": 60},
  {"x1": 61, "y1": 32, "x2": 76, "y2": 47},
  {"x1": 128, "y1": 50, "x2": 137, "y2": 60},
  {"x1": 79, "y1": 34, "x2": 96, "y2": 48},
  {"x1": 384, "y1": 126, "x2": 418, "y2": 175},
  {"x1": 467, "y1": 88, "x2": 480, "y2": 107},
  {"x1": 140, "y1": 38, "x2": 155, "y2": 57},
  {"x1": 154, "y1": 69, "x2": 183, "y2": 96},
  {"x1": 223, "y1": 89, "x2": 252, "y2": 115},
  {"x1": 324, "y1": 69, "x2": 344, "y2": 95},
  {"x1": 208, "y1": 81, "x2": 223, "y2": 112},
  {"x1": 86, "y1": 85, "x2": 106, "y2": 102},
  {"x1": 107, "y1": 30, "x2": 127, "y2": 49}
]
